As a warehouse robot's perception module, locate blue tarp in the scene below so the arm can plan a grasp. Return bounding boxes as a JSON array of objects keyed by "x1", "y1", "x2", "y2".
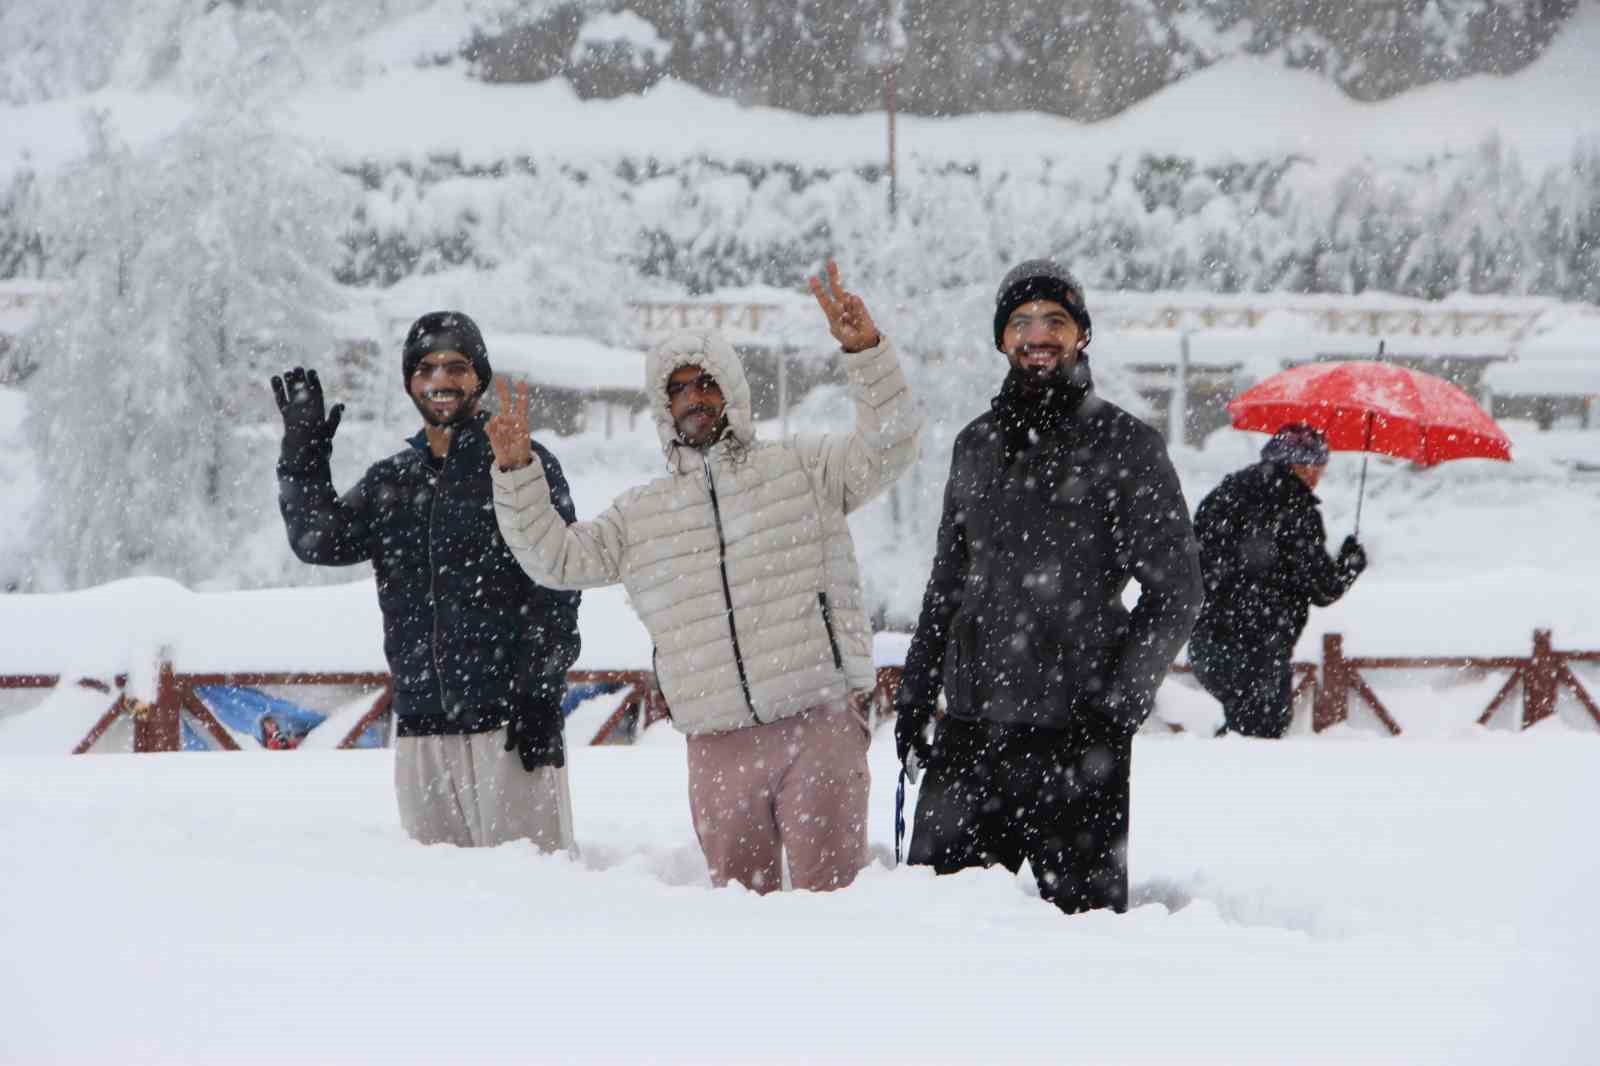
[
  {"x1": 190, "y1": 686, "x2": 385, "y2": 750},
  {"x1": 562, "y1": 681, "x2": 625, "y2": 715},
  {"x1": 178, "y1": 682, "x2": 619, "y2": 751}
]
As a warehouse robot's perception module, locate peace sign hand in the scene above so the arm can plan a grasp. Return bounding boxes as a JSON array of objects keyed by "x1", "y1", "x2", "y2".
[
  {"x1": 487, "y1": 377, "x2": 534, "y2": 472},
  {"x1": 809, "y1": 259, "x2": 881, "y2": 354}
]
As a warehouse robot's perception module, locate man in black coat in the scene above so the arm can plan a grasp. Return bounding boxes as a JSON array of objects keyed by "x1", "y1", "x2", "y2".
[
  {"x1": 272, "y1": 311, "x2": 581, "y2": 850},
  {"x1": 894, "y1": 259, "x2": 1203, "y2": 915},
  {"x1": 1189, "y1": 424, "x2": 1367, "y2": 738}
]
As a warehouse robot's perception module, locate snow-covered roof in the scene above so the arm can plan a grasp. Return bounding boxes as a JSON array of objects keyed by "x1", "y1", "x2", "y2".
[
  {"x1": 1482, "y1": 359, "x2": 1600, "y2": 398},
  {"x1": 633, "y1": 289, "x2": 834, "y2": 352},
  {"x1": 1513, "y1": 304, "x2": 1600, "y2": 363},
  {"x1": 1479, "y1": 304, "x2": 1600, "y2": 394},
  {"x1": 490, "y1": 333, "x2": 646, "y2": 393},
  {"x1": 1089, "y1": 291, "x2": 1589, "y2": 375},
  {"x1": 1098, "y1": 328, "x2": 1289, "y2": 376}
]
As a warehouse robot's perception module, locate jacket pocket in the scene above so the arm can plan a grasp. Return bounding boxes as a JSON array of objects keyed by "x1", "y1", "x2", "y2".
[
  {"x1": 941, "y1": 613, "x2": 978, "y2": 716},
  {"x1": 1049, "y1": 641, "x2": 1120, "y2": 719}
]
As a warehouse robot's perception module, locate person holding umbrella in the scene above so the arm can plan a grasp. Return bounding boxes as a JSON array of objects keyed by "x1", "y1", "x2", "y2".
[
  {"x1": 1195, "y1": 352, "x2": 1513, "y2": 738},
  {"x1": 1188, "y1": 424, "x2": 1367, "y2": 738}
]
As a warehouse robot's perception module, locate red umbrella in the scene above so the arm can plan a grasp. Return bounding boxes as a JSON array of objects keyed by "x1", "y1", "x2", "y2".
[
  {"x1": 1228, "y1": 360, "x2": 1511, "y2": 466},
  {"x1": 1227, "y1": 357, "x2": 1512, "y2": 530}
]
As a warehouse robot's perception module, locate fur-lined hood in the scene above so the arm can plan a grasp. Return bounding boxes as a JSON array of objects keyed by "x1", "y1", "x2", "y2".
[{"x1": 645, "y1": 329, "x2": 755, "y2": 473}]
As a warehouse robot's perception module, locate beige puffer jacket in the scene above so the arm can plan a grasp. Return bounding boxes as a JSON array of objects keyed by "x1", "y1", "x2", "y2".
[{"x1": 492, "y1": 328, "x2": 920, "y2": 736}]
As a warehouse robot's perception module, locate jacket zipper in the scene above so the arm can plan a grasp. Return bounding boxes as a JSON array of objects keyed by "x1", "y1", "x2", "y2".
[
  {"x1": 818, "y1": 592, "x2": 844, "y2": 672},
  {"x1": 704, "y1": 455, "x2": 759, "y2": 724},
  {"x1": 425, "y1": 436, "x2": 453, "y2": 717}
]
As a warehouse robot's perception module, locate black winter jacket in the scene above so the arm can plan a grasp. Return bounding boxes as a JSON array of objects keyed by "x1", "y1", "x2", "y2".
[
  {"x1": 277, "y1": 413, "x2": 581, "y2": 737},
  {"x1": 897, "y1": 372, "x2": 1203, "y2": 734},
  {"x1": 1193, "y1": 461, "x2": 1356, "y2": 652}
]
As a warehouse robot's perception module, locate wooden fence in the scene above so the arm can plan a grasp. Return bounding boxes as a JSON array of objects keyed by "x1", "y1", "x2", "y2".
[
  {"x1": 1, "y1": 630, "x2": 1595, "y2": 753},
  {"x1": 1310, "y1": 629, "x2": 1600, "y2": 734}
]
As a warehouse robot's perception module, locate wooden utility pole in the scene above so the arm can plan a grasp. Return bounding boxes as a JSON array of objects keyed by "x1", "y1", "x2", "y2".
[
  {"x1": 882, "y1": 1, "x2": 906, "y2": 220},
  {"x1": 886, "y1": 62, "x2": 898, "y2": 219}
]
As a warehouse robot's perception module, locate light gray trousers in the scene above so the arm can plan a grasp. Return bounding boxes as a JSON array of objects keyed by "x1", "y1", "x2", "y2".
[
  {"x1": 685, "y1": 701, "x2": 870, "y2": 894},
  {"x1": 394, "y1": 728, "x2": 575, "y2": 853}
]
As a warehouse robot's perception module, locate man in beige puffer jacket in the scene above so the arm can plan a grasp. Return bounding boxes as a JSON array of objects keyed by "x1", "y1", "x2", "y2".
[{"x1": 487, "y1": 261, "x2": 920, "y2": 893}]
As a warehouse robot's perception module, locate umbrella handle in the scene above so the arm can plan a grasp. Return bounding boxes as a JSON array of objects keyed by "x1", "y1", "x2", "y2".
[{"x1": 1354, "y1": 411, "x2": 1374, "y2": 537}]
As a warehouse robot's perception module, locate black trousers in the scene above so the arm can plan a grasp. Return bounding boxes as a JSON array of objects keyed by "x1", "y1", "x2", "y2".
[
  {"x1": 906, "y1": 716, "x2": 1131, "y2": 915},
  {"x1": 1188, "y1": 624, "x2": 1294, "y2": 738}
]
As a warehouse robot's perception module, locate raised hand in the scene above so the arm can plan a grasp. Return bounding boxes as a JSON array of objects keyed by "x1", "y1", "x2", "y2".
[
  {"x1": 270, "y1": 366, "x2": 343, "y2": 455},
  {"x1": 487, "y1": 376, "x2": 533, "y2": 472},
  {"x1": 809, "y1": 259, "x2": 881, "y2": 353}
]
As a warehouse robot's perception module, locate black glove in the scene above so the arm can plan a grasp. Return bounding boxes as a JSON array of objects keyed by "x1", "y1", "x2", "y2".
[
  {"x1": 1338, "y1": 535, "x2": 1368, "y2": 578},
  {"x1": 1082, "y1": 686, "x2": 1141, "y2": 744},
  {"x1": 504, "y1": 707, "x2": 565, "y2": 771},
  {"x1": 894, "y1": 703, "x2": 934, "y2": 768},
  {"x1": 270, "y1": 367, "x2": 344, "y2": 460}
]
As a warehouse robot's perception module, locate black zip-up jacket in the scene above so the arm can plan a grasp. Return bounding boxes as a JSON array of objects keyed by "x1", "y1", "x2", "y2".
[
  {"x1": 277, "y1": 413, "x2": 580, "y2": 736},
  {"x1": 1192, "y1": 460, "x2": 1356, "y2": 652},
  {"x1": 897, "y1": 378, "x2": 1203, "y2": 734}
]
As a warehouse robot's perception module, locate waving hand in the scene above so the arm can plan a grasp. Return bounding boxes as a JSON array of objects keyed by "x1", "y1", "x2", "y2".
[{"x1": 270, "y1": 366, "x2": 344, "y2": 456}]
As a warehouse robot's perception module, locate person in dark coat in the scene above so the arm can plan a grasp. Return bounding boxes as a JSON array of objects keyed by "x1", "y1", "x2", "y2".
[
  {"x1": 271, "y1": 311, "x2": 582, "y2": 850},
  {"x1": 894, "y1": 259, "x2": 1204, "y2": 915},
  {"x1": 1188, "y1": 424, "x2": 1367, "y2": 738}
]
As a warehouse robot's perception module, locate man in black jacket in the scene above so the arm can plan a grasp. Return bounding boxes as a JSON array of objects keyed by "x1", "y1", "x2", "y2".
[
  {"x1": 894, "y1": 260, "x2": 1203, "y2": 915},
  {"x1": 1189, "y1": 424, "x2": 1367, "y2": 738},
  {"x1": 272, "y1": 311, "x2": 581, "y2": 850}
]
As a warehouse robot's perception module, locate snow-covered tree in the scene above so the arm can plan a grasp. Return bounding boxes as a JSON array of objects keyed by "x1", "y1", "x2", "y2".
[{"x1": 20, "y1": 103, "x2": 354, "y2": 589}]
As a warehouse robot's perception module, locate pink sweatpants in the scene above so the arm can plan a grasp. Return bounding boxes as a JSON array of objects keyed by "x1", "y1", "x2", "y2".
[{"x1": 685, "y1": 701, "x2": 870, "y2": 894}]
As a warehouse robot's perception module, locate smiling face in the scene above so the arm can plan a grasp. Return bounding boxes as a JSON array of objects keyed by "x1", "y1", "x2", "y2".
[
  {"x1": 667, "y1": 363, "x2": 726, "y2": 447},
  {"x1": 1002, "y1": 299, "x2": 1085, "y2": 383},
  {"x1": 408, "y1": 350, "x2": 481, "y2": 428}
]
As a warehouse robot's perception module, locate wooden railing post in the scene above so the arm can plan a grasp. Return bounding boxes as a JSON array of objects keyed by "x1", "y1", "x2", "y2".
[
  {"x1": 1523, "y1": 629, "x2": 1559, "y2": 729},
  {"x1": 873, "y1": 666, "x2": 903, "y2": 729},
  {"x1": 134, "y1": 657, "x2": 183, "y2": 753},
  {"x1": 1313, "y1": 633, "x2": 1348, "y2": 732},
  {"x1": 335, "y1": 681, "x2": 393, "y2": 749}
]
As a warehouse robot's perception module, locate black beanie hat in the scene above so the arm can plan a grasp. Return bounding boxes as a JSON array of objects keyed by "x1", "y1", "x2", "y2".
[
  {"x1": 401, "y1": 311, "x2": 491, "y2": 394},
  {"x1": 1261, "y1": 423, "x2": 1330, "y2": 467},
  {"x1": 993, "y1": 258, "x2": 1093, "y2": 352}
]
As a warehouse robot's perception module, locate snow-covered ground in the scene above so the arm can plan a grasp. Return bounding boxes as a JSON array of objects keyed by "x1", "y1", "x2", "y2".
[
  {"x1": 2, "y1": 407, "x2": 1598, "y2": 1062},
  {"x1": 1, "y1": 723, "x2": 1596, "y2": 1064}
]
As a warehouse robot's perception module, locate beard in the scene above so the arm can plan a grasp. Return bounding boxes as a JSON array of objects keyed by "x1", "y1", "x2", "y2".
[
  {"x1": 411, "y1": 387, "x2": 479, "y2": 429},
  {"x1": 1008, "y1": 344, "x2": 1071, "y2": 391},
  {"x1": 674, "y1": 405, "x2": 727, "y2": 447}
]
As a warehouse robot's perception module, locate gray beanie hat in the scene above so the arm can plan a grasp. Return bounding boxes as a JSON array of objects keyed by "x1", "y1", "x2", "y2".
[
  {"x1": 1261, "y1": 423, "x2": 1330, "y2": 467},
  {"x1": 993, "y1": 258, "x2": 1093, "y2": 351}
]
